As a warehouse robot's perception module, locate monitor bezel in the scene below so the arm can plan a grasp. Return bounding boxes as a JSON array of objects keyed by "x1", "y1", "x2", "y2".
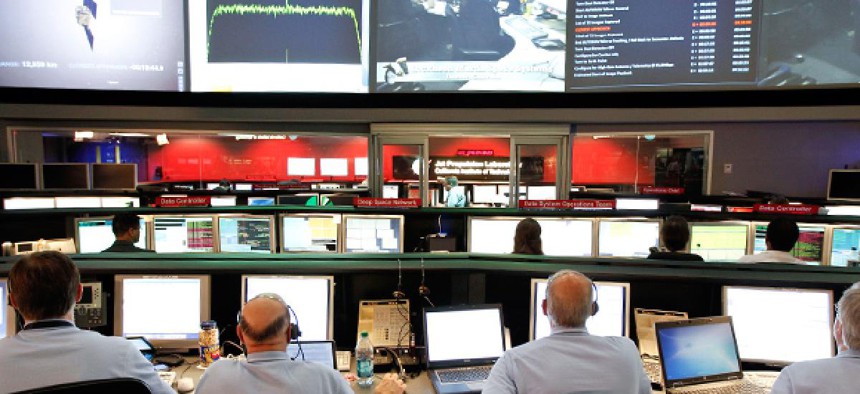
[
  {"x1": 113, "y1": 274, "x2": 211, "y2": 351},
  {"x1": 240, "y1": 275, "x2": 336, "y2": 340},
  {"x1": 216, "y1": 214, "x2": 276, "y2": 254},
  {"x1": 1, "y1": 278, "x2": 17, "y2": 339},
  {"x1": 721, "y1": 285, "x2": 835, "y2": 365},
  {"x1": 529, "y1": 278, "x2": 631, "y2": 341},
  {"x1": 468, "y1": 216, "x2": 596, "y2": 257},
  {"x1": 90, "y1": 163, "x2": 138, "y2": 190},
  {"x1": 74, "y1": 216, "x2": 151, "y2": 254},
  {"x1": 341, "y1": 214, "x2": 405, "y2": 253},
  {"x1": 748, "y1": 221, "x2": 830, "y2": 265},
  {"x1": 826, "y1": 225, "x2": 860, "y2": 267},
  {"x1": 151, "y1": 215, "x2": 218, "y2": 253},
  {"x1": 40, "y1": 163, "x2": 91, "y2": 190},
  {"x1": 279, "y1": 213, "x2": 342, "y2": 253},
  {"x1": 688, "y1": 220, "x2": 751, "y2": 257},
  {"x1": 596, "y1": 217, "x2": 662, "y2": 258},
  {"x1": 0, "y1": 163, "x2": 39, "y2": 190},
  {"x1": 827, "y1": 169, "x2": 860, "y2": 202}
]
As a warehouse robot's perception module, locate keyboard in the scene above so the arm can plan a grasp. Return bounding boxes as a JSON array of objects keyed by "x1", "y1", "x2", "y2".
[
  {"x1": 643, "y1": 360, "x2": 662, "y2": 384},
  {"x1": 668, "y1": 379, "x2": 768, "y2": 394},
  {"x1": 502, "y1": 15, "x2": 548, "y2": 40},
  {"x1": 437, "y1": 366, "x2": 492, "y2": 383},
  {"x1": 157, "y1": 371, "x2": 176, "y2": 388}
]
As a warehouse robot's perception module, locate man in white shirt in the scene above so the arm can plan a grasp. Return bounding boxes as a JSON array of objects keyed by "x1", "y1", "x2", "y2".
[
  {"x1": 484, "y1": 270, "x2": 651, "y2": 394},
  {"x1": 738, "y1": 218, "x2": 802, "y2": 264},
  {"x1": 771, "y1": 282, "x2": 860, "y2": 393}
]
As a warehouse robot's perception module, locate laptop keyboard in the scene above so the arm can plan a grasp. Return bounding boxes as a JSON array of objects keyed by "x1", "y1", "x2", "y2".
[
  {"x1": 668, "y1": 379, "x2": 767, "y2": 394},
  {"x1": 643, "y1": 360, "x2": 662, "y2": 383},
  {"x1": 437, "y1": 366, "x2": 493, "y2": 383}
]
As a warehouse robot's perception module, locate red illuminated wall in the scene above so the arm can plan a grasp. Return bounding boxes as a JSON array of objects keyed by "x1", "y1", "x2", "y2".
[{"x1": 571, "y1": 139, "x2": 655, "y2": 185}]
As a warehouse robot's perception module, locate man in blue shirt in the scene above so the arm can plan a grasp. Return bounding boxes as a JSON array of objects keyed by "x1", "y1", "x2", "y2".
[
  {"x1": 771, "y1": 282, "x2": 860, "y2": 393},
  {"x1": 0, "y1": 251, "x2": 172, "y2": 393},
  {"x1": 485, "y1": 270, "x2": 651, "y2": 394},
  {"x1": 443, "y1": 176, "x2": 466, "y2": 207}
]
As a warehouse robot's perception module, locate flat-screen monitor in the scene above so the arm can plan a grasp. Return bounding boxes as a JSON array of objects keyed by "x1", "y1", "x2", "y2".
[
  {"x1": 0, "y1": 278, "x2": 16, "y2": 339},
  {"x1": 723, "y1": 286, "x2": 834, "y2": 364},
  {"x1": 114, "y1": 275, "x2": 211, "y2": 350},
  {"x1": 471, "y1": 185, "x2": 499, "y2": 204},
  {"x1": 597, "y1": 219, "x2": 660, "y2": 257},
  {"x1": 469, "y1": 217, "x2": 593, "y2": 257},
  {"x1": 242, "y1": 275, "x2": 335, "y2": 340},
  {"x1": 41, "y1": 163, "x2": 90, "y2": 190},
  {"x1": 287, "y1": 341, "x2": 336, "y2": 369},
  {"x1": 689, "y1": 222, "x2": 750, "y2": 261},
  {"x1": 830, "y1": 226, "x2": 860, "y2": 267},
  {"x1": 828, "y1": 170, "x2": 860, "y2": 201},
  {"x1": 0, "y1": 164, "x2": 39, "y2": 190},
  {"x1": 75, "y1": 217, "x2": 148, "y2": 253},
  {"x1": 752, "y1": 223, "x2": 826, "y2": 264},
  {"x1": 382, "y1": 185, "x2": 400, "y2": 199},
  {"x1": 247, "y1": 197, "x2": 275, "y2": 206},
  {"x1": 530, "y1": 279, "x2": 630, "y2": 340},
  {"x1": 281, "y1": 214, "x2": 340, "y2": 252},
  {"x1": 153, "y1": 216, "x2": 215, "y2": 253},
  {"x1": 342, "y1": 215, "x2": 404, "y2": 253},
  {"x1": 91, "y1": 163, "x2": 137, "y2": 190},
  {"x1": 217, "y1": 215, "x2": 274, "y2": 253},
  {"x1": 526, "y1": 186, "x2": 556, "y2": 200},
  {"x1": 278, "y1": 194, "x2": 320, "y2": 206}
]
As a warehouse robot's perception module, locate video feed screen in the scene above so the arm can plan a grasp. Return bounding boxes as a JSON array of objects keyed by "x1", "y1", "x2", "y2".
[
  {"x1": 343, "y1": 215, "x2": 403, "y2": 253},
  {"x1": 218, "y1": 216, "x2": 273, "y2": 253},
  {"x1": 119, "y1": 277, "x2": 204, "y2": 340},
  {"x1": 373, "y1": 0, "x2": 565, "y2": 92},
  {"x1": 77, "y1": 217, "x2": 147, "y2": 253},
  {"x1": 153, "y1": 217, "x2": 215, "y2": 253},
  {"x1": 690, "y1": 223, "x2": 749, "y2": 261},
  {"x1": 470, "y1": 217, "x2": 592, "y2": 257},
  {"x1": 830, "y1": 228, "x2": 860, "y2": 267},
  {"x1": 597, "y1": 220, "x2": 659, "y2": 257},
  {"x1": 532, "y1": 280, "x2": 628, "y2": 339},
  {"x1": 0, "y1": 0, "x2": 185, "y2": 90},
  {"x1": 189, "y1": 0, "x2": 368, "y2": 92},
  {"x1": 724, "y1": 286, "x2": 834, "y2": 364},
  {"x1": 753, "y1": 224, "x2": 825, "y2": 264},
  {"x1": 282, "y1": 215, "x2": 340, "y2": 252}
]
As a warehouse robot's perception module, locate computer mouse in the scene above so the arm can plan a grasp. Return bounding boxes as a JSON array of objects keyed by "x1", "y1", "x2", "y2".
[{"x1": 176, "y1": 377, "x2": 195, "y2": 393}]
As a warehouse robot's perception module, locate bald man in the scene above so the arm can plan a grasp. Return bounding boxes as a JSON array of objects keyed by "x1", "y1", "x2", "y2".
[
  {"x1": 484, "y1": 270, "x2": 651, "y2": 394},
  {"x1": 195, "y1": 294, "x2": 352, "y2": 394}
]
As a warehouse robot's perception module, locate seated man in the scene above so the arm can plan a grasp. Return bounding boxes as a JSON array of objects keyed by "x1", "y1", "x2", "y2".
[
  {"x1": 196, "y1": 293, "x2": 353, "y2": 393},
  {"x1": 484, "y1": 270, "x2": 651, "y2": 393},
  {"x1": 0, "y1": 251, "x2": 171, "y2": 393},
  {"x1": 738, "y1": 218, "x2": 801, "y2": 264},
  {"x1": 102, "y1": 213, "x2": 154, "y2": 253},
  {"x1": 647, "y1": 216, "x2": 704, "y2": 261},
  {"x1": 771, "y1": 282, "x2": 860, "y2": 393}
]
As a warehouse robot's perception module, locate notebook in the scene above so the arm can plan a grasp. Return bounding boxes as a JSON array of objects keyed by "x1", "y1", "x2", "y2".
[
  {"x1": 655, "y1": 316, "x2": 770, "y2": 393},
  {"x1": 633, "y1": 308, "x2": 688, "y2": 385},
  {"x1": 423, "y1": 304, "x2": 505, "y2": 394},
  {"x1": 287, "y1": 340, "x2": 337, "y2": 369}
]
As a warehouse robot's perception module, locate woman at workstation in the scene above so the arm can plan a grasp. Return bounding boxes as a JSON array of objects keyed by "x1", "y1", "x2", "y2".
[{"x1": 513, "y1": 217, "x2": 543, "y2": 255}]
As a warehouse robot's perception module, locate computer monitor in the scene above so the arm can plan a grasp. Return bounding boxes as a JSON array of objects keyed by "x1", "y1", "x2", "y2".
[
  {"x1": 830, "y1": 226, "x2": 860, "y2": 267},
  {"x1": 114, "y1": 275, "x2": 211, "y2": 351},
  {"x1": 382, "y1": 185, "x2": 400, "y2": 199},
  {"x1": 247, "y1": 197, "x2": 275, "y2": 206},
  {"x1": 281, "y1": 214, "x2": 341, "y2": 252},
  {"x1": 0, "y1": 164, "x2": 38, "y2": 190},
  {"x1": 597, "y1": 219, "x2": 660, "y2": 257},
  {"x1": 723, "y1": 286, "x2": 834, "y2": 364},
  {"x1": 242, "y1": 275, "x2": 335, "y2": 340},
  {"x1": 471, "y1": 185, "x2": 498, "y2": 204},
  {"x1": 75, "y1": 216, "x2": 148, "y2": 253},
  {"x1": 91, "y1": 163, "x2": 137, "y2": 190},
  {"x1": 342, "y1": 215, "x2": 404, "y2": 253},
  {"x1": 530, "y1": 279, "x2": 630, "y2": 340},
  {"x1": 217, "y1": 215, "x2": 275, "y2": 253},
  {"x1": 41, "y1": 163, "x2": 90, "y2": 190},
  {"x1": 689, "y1": 222, "x2": 750, "y2": 261},
  {"x1": 468, "y1": 217, "x2": 594, "y2": 257},
  {"x1": 526, "y1": 186, "x2": 556, "y2": 200},
  {"x1": 751, "y1": 222, "x2": 827, "y2": 264},
  {"x1": 278, "y1": 194, "x2": 320, "y2": 206},
  {"x1": 287, "y1": 341, "x2": 336, "y2": 369},
  {"x1": 827, "y1": 169, "x2": 860, "y2": 201},
  {"x1": 0, "y1": 278, "x2": 16, "y2": 339},
  {"x1": 153, "y1": 216, "x2": 216, "y2": 253}
]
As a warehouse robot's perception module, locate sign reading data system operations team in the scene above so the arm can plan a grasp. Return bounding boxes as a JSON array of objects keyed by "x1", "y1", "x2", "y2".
[{"x1": 569, "y1": 0, "x2": 761, "y2": 90}]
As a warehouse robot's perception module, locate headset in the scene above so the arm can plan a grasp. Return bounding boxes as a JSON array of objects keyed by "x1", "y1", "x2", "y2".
[
  {"x1": 237, "y1": 293, "x2": 302, "y2": 342},
  {"x1": 590, "y1": 281, "x2": 600, "y2": 316}
]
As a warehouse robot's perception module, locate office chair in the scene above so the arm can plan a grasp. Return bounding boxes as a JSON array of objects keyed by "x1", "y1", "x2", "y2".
[{"x1": 14, "y1": 378, "x2": 152, "y2": 394}]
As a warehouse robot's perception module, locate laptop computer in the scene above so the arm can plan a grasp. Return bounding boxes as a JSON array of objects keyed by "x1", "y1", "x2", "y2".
[
  {"x1": 287, "y1": 340, "x2": 337, "y2": 369},
  {"x1": 634, "y1": 308, "x2": 688, "y2": 385},
  {"x1": 423, "y1": 304, "x2": 506, "y2": 394},
  {"x1": 655, "y1": 316, "x2": 770, "y2": 393}
]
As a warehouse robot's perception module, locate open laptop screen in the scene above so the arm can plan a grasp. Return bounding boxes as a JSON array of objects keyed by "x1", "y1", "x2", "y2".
[
  {"x1": 424, "y1": 305, "x2": 505, "y2": 367},
  {"x1": 287, "y1": 341, "x2": 336, "y2": 369},
  {"x1": 656, "y1": 317, "x2": 742, "y2": 384}
]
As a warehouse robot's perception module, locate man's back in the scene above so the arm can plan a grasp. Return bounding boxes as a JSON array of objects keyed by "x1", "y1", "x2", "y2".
[
  {"x1": 195, "y1": 351, "x2": 352, "y2": 394},
  {"x1": 738, "y1": 250, "x2": 802, "y2": 264},
  {"x1": 484, "y1": 327, "x2": 651, "y2": 394},
  {"x1": 771, "y1": 350, "x2": 860, "y2": 394},
  {"x1": 0, "y1": 325, "x2": 172, "y2": 394}
]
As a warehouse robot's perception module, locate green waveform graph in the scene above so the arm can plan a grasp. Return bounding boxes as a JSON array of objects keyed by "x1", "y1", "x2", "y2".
[{"x1": 207, "y1": 0, "x2": 362, "y2": 64}]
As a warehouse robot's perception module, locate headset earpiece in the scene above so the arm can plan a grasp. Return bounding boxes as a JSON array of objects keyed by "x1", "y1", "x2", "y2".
[
  {"x1": 591, "y1": 282, "x2": 600, "y2": 316},
  {"x1": 289, "y1": 322, "x2": 301, "y2": 341}
]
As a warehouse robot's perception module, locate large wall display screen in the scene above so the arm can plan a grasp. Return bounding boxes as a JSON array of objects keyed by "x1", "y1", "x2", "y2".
[
  {"x1": 0, "y1": 0, "x2": 186, "y2": 91},
  {"x1": 189, "y1": 0, "x2": 368, "y2": 92}
]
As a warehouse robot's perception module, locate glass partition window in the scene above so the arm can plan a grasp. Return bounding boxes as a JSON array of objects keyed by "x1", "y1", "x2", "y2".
[
  {"x1": 382, "y1": 144, "x2": 423, "y2": 200},
  {"x1": 517, "y1": 144, "x2": 558, "y2": 201},
  {"x1": 428, "y1": 136, "x2": 511, "y2": 207}
]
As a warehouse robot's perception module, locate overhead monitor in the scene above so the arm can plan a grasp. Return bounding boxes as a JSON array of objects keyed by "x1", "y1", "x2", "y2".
[
  {"x1": 76, "y1": 216, "x2": 148, "y2": 253},
  {"x1": 41, "y1": 163, "x2": 90, "y2": 190},
  {"x1": 830, "y1": 226, "x2": 860, "y2": 267},
  {"x1": 114, "y1": 275, "x2": 211, "y2": 351},
  {"x1": 752, "y1": 223, "x2": 827, "y2": 264},
  {"x1": 342, "y1": 215, "x2": 404, "y2": 253},
  {"x1": 0, "y1": 278, "x2": 16, "y2": 339},
  {"x1": 91, "y1": 163, "x2": 137, "y2": 190},
  {"x1": 827, "y1": 170, "x2": 860, "y2": 201},
  {"x1": 217, "y1": 215, "x2": 274, "y2": 253},
  {"x1": 689, "y1": 222, "x2": 750, "y2": 261},
  {"x1": 723, "y1": 286, "x2": 834, "y2": 364},
  {"x1": 526, "y1": 186, "x2": 556, "y2": 201},
  {"x1": 281, "y1": 214, "x2": 340, "y2": 252},
  {"x1": 242, "y1": 275, "x2": 335, "y2": 340},
  {"x1": 320, "y1": 158, "x2": 349, "y2": 177},
  {"x1": 597, "y1": 219, "x2": 660, "y2": 257},
  {"x1": 153, "y1": 216, "x2": 216, "y2": 253},
  {"x1": 469, "y1": 217, "x2": 593, "y2": 257},
  {"x1": 0, "y1": 164, "x2": 39, "y2": 190},
  {"x1": 530, "y1": 279, "x2": 630, "y2": 340}
]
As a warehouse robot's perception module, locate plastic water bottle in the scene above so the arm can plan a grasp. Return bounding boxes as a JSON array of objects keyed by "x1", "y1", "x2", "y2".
[{"x1": 356, "y1": 331, "x2": 374, "y2": 388}]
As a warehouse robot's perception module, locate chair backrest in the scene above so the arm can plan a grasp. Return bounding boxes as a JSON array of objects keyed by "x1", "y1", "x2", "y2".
[{"x1": 13, "y1": 378, "x2": 152, "y2": 394}]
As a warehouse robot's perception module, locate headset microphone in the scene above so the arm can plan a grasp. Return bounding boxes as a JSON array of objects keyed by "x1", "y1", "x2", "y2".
[
  {"x1": 393, "y1": 259, "x2": 406, "y2": 299},
  {"x1": 419, "y1": 258, "x2": 435, "y2": 307}
]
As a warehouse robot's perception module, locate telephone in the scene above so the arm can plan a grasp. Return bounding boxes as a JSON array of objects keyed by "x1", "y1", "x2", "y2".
[{"x1": 74, "y1": 282, "x2": 106, "y2": 328}]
